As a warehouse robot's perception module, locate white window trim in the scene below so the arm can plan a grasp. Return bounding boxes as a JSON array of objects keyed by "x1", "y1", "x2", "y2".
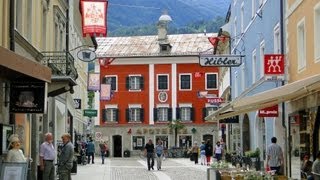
[
  {"x1": 235, "y1": 71, "x2": 238, "y2": 97},
  {"x1": 297, "y1": 17, "x2": 306, "y2": 72},
  {"x1": 156, "y1": 104, "x2": 170, "y2": 108},
  {"x1": 105, "y1": 75, "x2": 118, "y2": 92},
  {"x1": 251, "y1": 0, "x2": 255, "y2": 18},
  {"x1": 105, "y1": 104, "x2": 118, "y2": 109},
  {"x1": 314, "y1": 2, "x2": 320, "y2": 62},
  {"x1": 260, "y1": 40, "x2": 265, "y2": 78},
  {"x1": 157, "y1": 74, "x2": 169, "y2": 91},
  {"x1": 179, "y1": 73, "x2": 192, "y2": 91},
  {"x1": 129, "y1": 104, "x2": 142, "y2": 108},
  {"x1": 179, "y1": 103, "x2": 192, "y2": 108},
  {"x1": 273, "y1": 23, "x2": 281, "y2": 54},
  {"x1": 241, "y1": 62, "x2": 245, "y2": 91},
  {"x1": 252, "y1": 49, "x2": 257, "y2": 83},
  {"x1": 241, "y1": 2, "x2": 244, "y2": 34},
  {"x1": 205, "y1": 103, "x2": 219, "y2": 108},
  {"x1": 205, "y1": 73, "x2": 218, "y2": 90},
  {"x1": 128, "y1": 74, "x2": 142, "y2": 92},
  {"x1": 234, "y1": 17, "x2": 237, "y2": 39}
]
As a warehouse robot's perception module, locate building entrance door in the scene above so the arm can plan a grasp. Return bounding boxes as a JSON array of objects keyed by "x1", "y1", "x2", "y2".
[{"x1": 113, "y1": 135, "x2": 122, "y2": 157}]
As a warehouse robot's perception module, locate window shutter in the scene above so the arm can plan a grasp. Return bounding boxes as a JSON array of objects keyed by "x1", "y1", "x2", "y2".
[
  {"x1": 102, "y1": 77, "x2": 107, "y2": 84},
  {"x1": 191, "y1": 108, "x2": 195, "y2": 121},
  {"x1": 140, "y1": 108, "x2": 144, "y2": 122},
  {"x1": 126, "y1": 108, "x2": 130, "y2": 122},
  {"x1": 153, "y1": 108, "x2": 158, "y2": 122},
  {"x1": 168, "y1": 108, "x2": 172, "y2": 121},
  {"x1": 102, "y1": 109, "x2": 107, "y2": 122},
  {"x1": 176, "y1": 108, "x2": 180, "y2": 120},
  {"x1": 202, "y1": 108, "x2": 207, "y2": 121},
  {"x1": 115, "y1": 109, "x2": 119, "y2": 122},
  {"x1": 140, "y1": 76, "x2": 144, "y2": 90},
  {"x1": 126, "y1": 77, "x2": 130, "y2": 90}
]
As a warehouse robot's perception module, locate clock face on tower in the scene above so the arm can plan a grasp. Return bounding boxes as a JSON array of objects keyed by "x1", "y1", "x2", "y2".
[{"x1": 158, "y1": 92, "x2": 168, "y2": 103}]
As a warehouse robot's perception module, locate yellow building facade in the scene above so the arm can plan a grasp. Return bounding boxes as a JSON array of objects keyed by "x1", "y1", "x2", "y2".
[
  {"x1": 0, "y1": 0, "x2": 93, "y2": 178},
  {"x1": 286, "y1": 0, "x2": 320, "y2": 178}
]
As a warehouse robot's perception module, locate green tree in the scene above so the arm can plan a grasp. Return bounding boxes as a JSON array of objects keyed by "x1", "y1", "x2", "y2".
[{"x1": 168, "y1": 119, "x2": 185, "y2": 147}]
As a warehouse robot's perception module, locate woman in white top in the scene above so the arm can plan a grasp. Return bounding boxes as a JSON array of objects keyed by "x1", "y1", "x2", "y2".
[
  {"x1": 214, "y1": 141, "x2": 223, "y2": 162},
  {"x1": 6, "y1": 134, "x2": 27, "y2": 162}
]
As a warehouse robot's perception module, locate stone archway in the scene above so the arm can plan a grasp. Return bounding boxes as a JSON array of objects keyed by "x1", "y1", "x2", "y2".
[{"x1": 242, "y1": 114, "x2": 250, "y2": 152}]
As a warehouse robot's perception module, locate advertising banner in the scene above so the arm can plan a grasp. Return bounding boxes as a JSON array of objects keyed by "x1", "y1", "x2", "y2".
[
  {"x1": 10, "y1": 82, "x2": 45, "y2": 113},
  {"x1": 87, "y1": 73, "x2": 100, "y2": 91},
  {"x1": 81, "y1": 0, "x2": 108, "y2": 37},
  {"x1": 100, "y1": 84, "x2": 111, "y2": 100}
]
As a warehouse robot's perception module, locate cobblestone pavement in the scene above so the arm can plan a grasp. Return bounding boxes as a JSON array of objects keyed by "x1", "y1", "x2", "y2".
[{"x1": 72, "y1": 157, "x2": 209, "y2": 180}]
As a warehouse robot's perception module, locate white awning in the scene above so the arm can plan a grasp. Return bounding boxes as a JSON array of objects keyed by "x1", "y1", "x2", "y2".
[{"x1": 206, "y1": 74, "x2": 320, "y2": 121}]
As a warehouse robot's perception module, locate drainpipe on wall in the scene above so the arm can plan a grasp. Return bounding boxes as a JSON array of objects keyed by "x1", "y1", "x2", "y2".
[{"x1": 280, "y1": 0, "x2": 288, "y2": 176}]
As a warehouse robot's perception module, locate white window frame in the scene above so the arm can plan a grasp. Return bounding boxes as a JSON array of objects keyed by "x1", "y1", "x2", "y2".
[
  {"x1": 104, "y1": 105, "x2": 118, "y2": 122},
  {"x1": 157, "y1": 107, "x2": 169, "y2": 122},
  {"x1": 234, "y1": 71, "x2": 238, "y2": 97},
  {"x1": 314, "y1": 2, "x2": 320, "y2": 62},
  {"x1": 179, "y1": 103, "x2": 192, "y2": 122},
  {"x1": 234, "y1": 17, "x2": 237, "y2": 39},
  {"x1": 252, "y1": 49, "x2": 257, "y2": 83},
  {"x1": 157, "y1": 74, "x2": 169, "y2": 91},
  {"x1": 128, "y1": 74, "x2": 142, "y2": 91},
  {"x1": 205, "y1": 73, "x2": 218, "y2": 90},
  {"x1": 179, "y1": 73, "x2": 192, "y2": 91},
  {"x1": 251, "y1": 0, "x2": 256, "y2": 18},
  {"x1": 241, "y1": 62, "x2": 245, "y2": 91},
  {"x1": 260, "y1": 40, "x2": 265, "y2": 78},
  {"x1": 274, "y1": 23, "x2": 281, "y2": 54},
  {"x1": 105, "y1": 75, "x2": 118, "y2": 92},
  {"x1": 241, "y1": 2, "x2": 244, "y2": 34},
  {"x1": 297, "y1": 17, "x2": 306, "y2": 71}
]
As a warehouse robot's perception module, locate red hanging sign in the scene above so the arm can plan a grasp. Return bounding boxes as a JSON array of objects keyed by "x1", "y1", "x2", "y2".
[
  {"x1": 81, "y1": 0, "x2": 108, "y2": 37},
  {"x1": 258, "y1": 105, "x2": 279, "y2": 117},
  {"x1": 264, "y1": 54, "x2": 284, "y2": 75}
]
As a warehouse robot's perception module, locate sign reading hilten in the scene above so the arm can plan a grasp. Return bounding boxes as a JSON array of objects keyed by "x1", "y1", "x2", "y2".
[{"x1": 199, "y1": 54, "x2": 243, "y2": 67}]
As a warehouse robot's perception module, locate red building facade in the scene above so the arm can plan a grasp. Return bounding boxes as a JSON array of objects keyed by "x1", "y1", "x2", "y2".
[{"x1": 95, "y1": 32, "x2": 221, "y2": 157}]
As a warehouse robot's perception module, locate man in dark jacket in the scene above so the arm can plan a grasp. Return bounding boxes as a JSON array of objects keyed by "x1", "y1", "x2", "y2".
[
  {"x1": 205, "y1": 139, "x2": 213, "y2": 166},
  {"x1": 86, "y1": 137, "x2": 95, "y2": 164},
  {"x1": 58, "y1": 133, "x2": 74, "y2": 180},
  {"x1": 144, "y1": 139, "x2": 155, "y2": 171}
]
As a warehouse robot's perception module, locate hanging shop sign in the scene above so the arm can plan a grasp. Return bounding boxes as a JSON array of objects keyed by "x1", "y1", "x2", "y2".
[
  {"x1": 77, "y1": 49, "x2": 96, "y2": 62},
  {"x1": 83, "y1": 109, "x2": 98, "y2": 117},
  {"x1": 207, "y1": 97, "x2": 224, "y2": 105},
  {"x1": 219, "y1": 116, "x2": 239, "y2": 123},
  {"x1": 74, "y1": 99, "x2": 81, "y2": 109},
  {"x1": 199, "y1": 54, "x2": 243, "y2": 67},
  {"x1": 87, "y1": 73, "x2": 100, "y2": 91},
  {"x1": 100, "y1": 84, "x2": 111, "y2": 100},
  {"x1": 10, "y1": 82, "x2": 45, "y2": 113},
  {"x1": 264, "y1": 54, "x2": 285, "y2": 81},
  {"x1": 258, "y1": 105, "x2": 279, "y2": 117},
  {"x1": 81, "y1": 0, "x2": 108, "y2": 37}
]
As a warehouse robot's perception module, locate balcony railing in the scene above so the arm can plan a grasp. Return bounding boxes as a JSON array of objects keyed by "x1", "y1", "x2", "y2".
[{"x1": 41, "y1": 51, "x2": 78, "y2": 84}]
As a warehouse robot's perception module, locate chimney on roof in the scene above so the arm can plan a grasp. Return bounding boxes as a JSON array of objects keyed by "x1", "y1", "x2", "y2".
[
  {"x1": 157, "y1": 11, "x2": 172, "y2": 42},
  {"x1": 157, "y1": 11, "x2": 172, "y2": 53}
]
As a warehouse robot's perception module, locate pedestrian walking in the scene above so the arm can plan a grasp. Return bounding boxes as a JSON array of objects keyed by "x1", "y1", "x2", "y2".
[
  {"x1": 155, "y1": 140, "x2": 164, "y2": 170},
  {"x1": 200, "y1": 141, "x2": 206, "y2": 165},
  {"x1": 214, "y1": 141, "x2": 223, "y2": 161},
  {"x1": 86, "y1": 137, "x2": 95, "y2": 164},
  {"x1": 5, "y1": 134, "x2": 27, "y2": 162},
  {"x1": 266, "y1": 137, "x2": 284, "y2": 175},
  {"x1": 58, "y1": 133, "x2": 74, "y2": 180},
  {"x1": 39, "y1": 132, "x2": 55, "y2": 180},
  {"x1": 204, "y1": 139, "x2": 213, "y2": 166},
  {"x1": 191, "y1": 142, "x2": 199, "y2": 164},
  {"x1": 99, "y1": 141, "x2": 108, "y2": 164},
  {"x1": 144, "y1": 139, "x2": 155, "y2": 171}
]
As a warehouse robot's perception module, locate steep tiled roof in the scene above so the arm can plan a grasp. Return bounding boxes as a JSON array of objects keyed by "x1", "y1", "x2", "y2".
[{"x1": 96, "y1": 33, "x2": 217, "y2": 58}]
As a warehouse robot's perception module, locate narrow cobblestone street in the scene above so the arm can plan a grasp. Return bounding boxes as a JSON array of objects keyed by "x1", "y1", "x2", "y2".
[{"x1": 72, "y1": 157, "x2": 209, "y2": 180}]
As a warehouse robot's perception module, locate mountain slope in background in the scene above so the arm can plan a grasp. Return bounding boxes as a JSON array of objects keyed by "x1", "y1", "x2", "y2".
[{"x1": 108, "y1": 0, "x2": 230, "y2": 33}]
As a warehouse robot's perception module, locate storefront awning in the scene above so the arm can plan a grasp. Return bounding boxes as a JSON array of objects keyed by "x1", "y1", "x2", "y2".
[
  {"x1": 206, "y1": 74, "x2": 320, "y2": 121},
  {"x1": 0, "y1": 46, "x2": 51, "y2": 82}
]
